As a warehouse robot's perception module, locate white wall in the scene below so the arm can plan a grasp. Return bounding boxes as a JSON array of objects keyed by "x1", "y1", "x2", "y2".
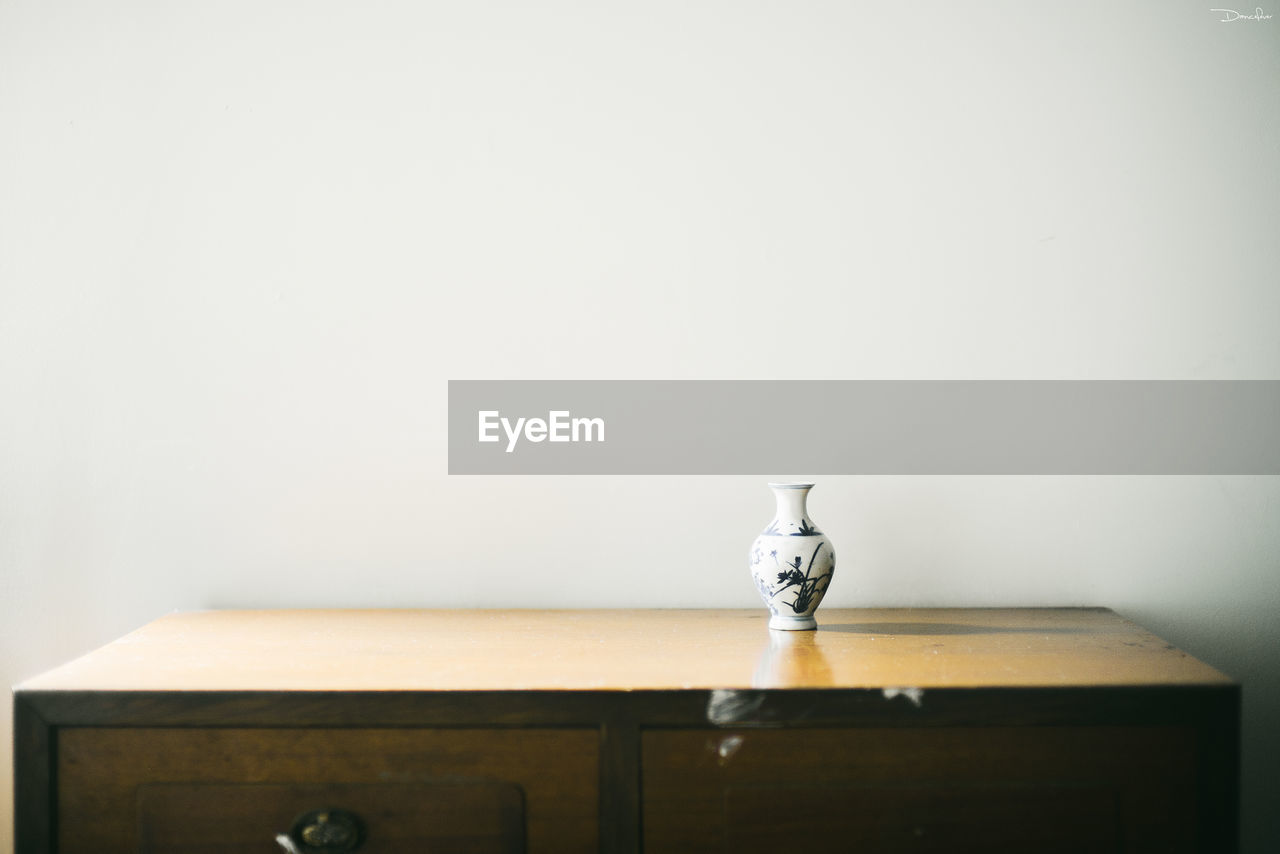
[{"x1": 2, "y1": 1, "x2": 1277, "y2": 849}]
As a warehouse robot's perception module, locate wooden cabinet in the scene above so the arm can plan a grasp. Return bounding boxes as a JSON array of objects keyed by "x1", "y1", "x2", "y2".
[{"x1": 14, "y1": 608, "x2": 1238, "y2": 852}]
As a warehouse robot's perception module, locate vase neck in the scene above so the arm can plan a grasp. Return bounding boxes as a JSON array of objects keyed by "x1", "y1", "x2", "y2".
[
  {"x1": 773, "y1": 488, "x2": 810, "y2": 522},
  {"x1": 769, "y1": 483, "x2": 815, "y2": 529}
]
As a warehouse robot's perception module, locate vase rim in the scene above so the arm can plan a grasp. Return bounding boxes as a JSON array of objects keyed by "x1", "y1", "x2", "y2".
[{"x1": 767, "y1": 482, "x2": 815, "y2": 489}]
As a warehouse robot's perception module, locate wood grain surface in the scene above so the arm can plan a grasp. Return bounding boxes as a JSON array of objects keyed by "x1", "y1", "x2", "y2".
[{"x1": 17, "y1": 608, "x2": 1232, "y2": 691}]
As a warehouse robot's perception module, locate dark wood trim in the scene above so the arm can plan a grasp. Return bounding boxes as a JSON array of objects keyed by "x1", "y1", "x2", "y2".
[
  {"x1": 1195, "y1": 683, "x2": 1240, "y2": 853},
  {"x1": 20, "y1": 684, "x2": 1239, "y2": 730},
  {"x1": 13, "y1": 693, "x2": 55, "y2": 854},
  {"x1": 599, "y1": 712, "x2": 640, "y2": 854}
]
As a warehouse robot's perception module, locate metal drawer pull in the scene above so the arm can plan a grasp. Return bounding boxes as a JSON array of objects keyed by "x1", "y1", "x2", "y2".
[{"x1": 280, "y1": 808, "x2": 365, "y2": 853}]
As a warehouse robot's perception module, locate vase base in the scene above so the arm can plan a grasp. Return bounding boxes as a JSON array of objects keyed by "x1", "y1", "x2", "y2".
[{"x1": 768, "y1": 615, "x2": 817, "y2": 631}]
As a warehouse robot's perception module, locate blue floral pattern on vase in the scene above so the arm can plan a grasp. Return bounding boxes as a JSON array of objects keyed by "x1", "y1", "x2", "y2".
[{"x1": 749, "y1": 482, "x2": 835, "y2": 631}]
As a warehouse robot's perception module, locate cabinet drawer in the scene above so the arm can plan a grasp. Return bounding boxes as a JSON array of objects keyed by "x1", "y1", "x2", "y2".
[
  {"x1": 59, "y1": 728, "x2": 597, "y2": 853},
  {"x1": 137, "y1": 782, "x2": 523, "y2": 853},
  {"x1": 643, "y1": 727, "x2": 1197, "y2": 853}
]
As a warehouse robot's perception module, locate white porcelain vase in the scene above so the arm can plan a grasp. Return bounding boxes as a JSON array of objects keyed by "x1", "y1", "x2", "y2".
[{"x1": 749, "y1": 482, "x2": 835, "y2": 630}]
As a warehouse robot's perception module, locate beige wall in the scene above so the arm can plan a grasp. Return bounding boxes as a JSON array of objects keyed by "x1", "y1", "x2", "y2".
[{"x1": 3, "y1": 1, "x2": 1278, "y2": 849}]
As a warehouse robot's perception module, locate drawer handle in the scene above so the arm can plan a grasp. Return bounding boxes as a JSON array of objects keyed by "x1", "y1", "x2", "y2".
[{"x1": 285, "y1": 808, "x2": 365, "y2": 853}]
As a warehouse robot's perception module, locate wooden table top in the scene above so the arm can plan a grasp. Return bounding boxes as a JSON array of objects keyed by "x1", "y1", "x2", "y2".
[{"x1": 17, "y1": 608, "x2": 1233, "y2": 692}]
